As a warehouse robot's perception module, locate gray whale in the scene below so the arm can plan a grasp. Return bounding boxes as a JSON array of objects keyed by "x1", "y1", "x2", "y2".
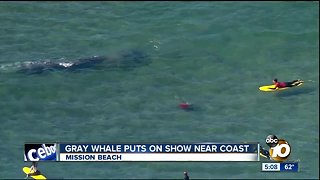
[{"x1": 16, "y1": 50, "x2": 149, "y2": 75}]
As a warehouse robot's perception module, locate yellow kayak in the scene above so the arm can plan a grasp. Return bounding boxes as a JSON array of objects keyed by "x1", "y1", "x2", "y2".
[
  {"x1": 259, "y1": 80, "x2": 303, "y2": 92},
  {"x1": 23, "y1": 167, "x2": 47, "y2": 180}
]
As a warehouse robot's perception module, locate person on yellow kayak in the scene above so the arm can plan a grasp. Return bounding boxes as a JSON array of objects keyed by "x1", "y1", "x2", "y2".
[
  {"x1": 25, "y1": 162, "x2": 40, "y2": 179},
  {"x1": 271, "y1": 78, "x2": 303, "y2": 90}
]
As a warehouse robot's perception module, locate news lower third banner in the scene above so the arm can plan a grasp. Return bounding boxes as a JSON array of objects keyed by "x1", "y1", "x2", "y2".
[{"x1": 24, "y1": 143, "x2": 259, "y2": 162}]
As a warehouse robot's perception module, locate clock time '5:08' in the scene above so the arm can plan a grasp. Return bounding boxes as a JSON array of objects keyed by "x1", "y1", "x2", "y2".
[
  {"x1": 262, "y1": 163, "x2": 280, "y2": 171},
  {"x1": 265, "y1": 164, "x2": 278, "y2": 169}
]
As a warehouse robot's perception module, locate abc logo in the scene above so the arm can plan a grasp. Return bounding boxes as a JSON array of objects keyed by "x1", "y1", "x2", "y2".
[
  {"x1": 265, "y1": 135, "x2": 278, "y2": 147},
  {"x1": 265, "y1": 135, "x2": 291, "y2": 162}
]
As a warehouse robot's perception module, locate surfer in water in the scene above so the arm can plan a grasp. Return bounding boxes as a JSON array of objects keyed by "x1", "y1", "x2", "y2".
[
  {"x1": 25, "y1": 162, "x2": 41, "y2": 179},
  {"x1": 259, "y1": 146, "x2": 271, "y2": 160},
  {"x1": 179, "y1": 102, "x2": 193, "y2": 111},
  {"x1": 271, "y1": 78, "x2": 303, "y2": 90},
  {"x1": 183, "y1": 171, "x2": 189, "y2": 180}
]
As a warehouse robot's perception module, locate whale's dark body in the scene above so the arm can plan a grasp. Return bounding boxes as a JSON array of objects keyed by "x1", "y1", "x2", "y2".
[{"x1": 17, "y1": 50, "x2": 149, "y2": 75}]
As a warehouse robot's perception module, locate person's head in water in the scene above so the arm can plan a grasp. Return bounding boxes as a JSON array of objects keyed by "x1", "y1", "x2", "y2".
[
  {"x1": 179, "y1": 102, "x2": 193, "y2": 110},
  {"x1": 184, "y1": 171, "x2": 189, "y2": 180},
  {"x1": 273, "y1": 78, "x2": 278, "y2": 84}
]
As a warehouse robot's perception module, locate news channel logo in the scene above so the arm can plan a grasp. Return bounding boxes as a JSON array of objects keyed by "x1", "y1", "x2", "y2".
[
  {"x1": 265, "y1": 135, "x2": 291, "y2": 162},
  {"x1": 24, "y1": 144, "x2": 56, "y2": 161}
]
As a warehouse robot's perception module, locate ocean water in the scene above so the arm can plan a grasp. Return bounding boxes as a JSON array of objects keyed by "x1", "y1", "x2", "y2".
[{"x1": 0, "y1": 1, "x2": 319, "y2": 179}]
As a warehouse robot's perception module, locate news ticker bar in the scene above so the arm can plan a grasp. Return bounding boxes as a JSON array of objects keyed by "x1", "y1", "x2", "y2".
[
  {"x1": 261, "y1": 163, "x2": 299, "y2": 172},
  {"x1": 59, "y1": 153, "x2": 258, "y2": 161},
  {"x1": 24, "y1": 143, "x2": 260, "y2": 162}
]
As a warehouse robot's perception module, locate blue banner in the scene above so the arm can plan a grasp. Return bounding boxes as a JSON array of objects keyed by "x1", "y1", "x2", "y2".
[
  {"x1": 280, "y1": 162, "x2": 298, "y2": 172},
  {"x1": 59, "y1": 143, "x2": 258, "y2": 153}
]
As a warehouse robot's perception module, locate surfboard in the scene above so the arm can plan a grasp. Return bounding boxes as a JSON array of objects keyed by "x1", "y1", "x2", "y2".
[
  {"x1": 23, "y1": 167, "x2": 47, "y2": 180},
  {"x1": 259, "y1": 80, "x2": 304, "y2": 92},
  {"x1": 260, "y1": 152, "x2": 269, "y2": 159}
]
